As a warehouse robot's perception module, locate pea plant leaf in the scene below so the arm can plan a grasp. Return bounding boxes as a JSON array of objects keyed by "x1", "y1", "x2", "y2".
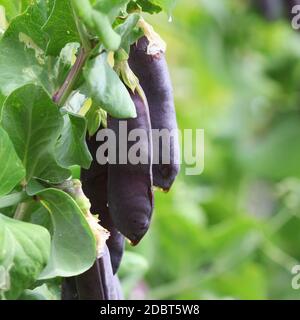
[
  {"x1": 0, "y1": 2, "x2": 53, "y2": 98},
  {"x1": 1, "y1": 84, "x2": 71, "y2": 183},
  {"x1": 93, "y1": 0, "x2": 130, "y2": 22},
  {"x1": 134, "y1": 0, "x2": 162, "y2": 14},
  {"x1": 0, "y1": 127, "x2": 25, "y2": 196},
  {"x1": 116, "y1": 12, "x2": 141, "y2": 53},
  {"x1": 0, "y1": 213, "x2": 51, "y2": 300},
  {"x1": 0, "y1": 92, "x2": 5, "y2": 109},
  {"x1": 56, "y1": 113, "x2": 92, "y2": 169},
  {"x1": 19, "y1": 283, "x2": 58, "y2": 300},
  {"x1": 50, "y1": 42, "x2": 80, "y2": 95},
  {"x1": 86, "y1": 102, "x2": 103, "y2": 136},
  {"x1": 0, "y1": 1, "x2": 20, "y2": 20},
  {"x1": 84, "y1": 53, "x2": 137, "y2": 118},
  {"x1": 42, "y1": 0, "x2": 80, "y2": 56},
  {"x1": 130, "y1": 0, "x2": 177, "y2": 15},
  {"x1": 0, "y1": 0, "x2": 33, "y2": 20},
  {"x1": 37, "y1": 188, "x2": 97, "y2": 279}
]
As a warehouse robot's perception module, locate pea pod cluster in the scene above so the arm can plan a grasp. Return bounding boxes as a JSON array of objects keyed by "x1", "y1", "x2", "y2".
[
  {"x1": 81, "y1": 135, "x2": 125, "y2": 274},
  {"x1": 63, "y1": 35, "x2": 180, "y2": 300}
]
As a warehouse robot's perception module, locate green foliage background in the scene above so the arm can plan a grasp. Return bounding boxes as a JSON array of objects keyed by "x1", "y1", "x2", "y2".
[{"x1": 120, "y1": 0, "x2": 300, "y2": 299}]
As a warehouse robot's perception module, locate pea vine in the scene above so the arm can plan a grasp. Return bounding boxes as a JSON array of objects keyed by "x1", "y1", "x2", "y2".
[{"x1": 0, "y1": 0, "x2": 177, "y2": 300}]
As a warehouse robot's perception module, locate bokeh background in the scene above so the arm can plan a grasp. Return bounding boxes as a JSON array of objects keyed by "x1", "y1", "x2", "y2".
[{"x1": 119, "y1": 0, "x2": 300, "y2": 300}]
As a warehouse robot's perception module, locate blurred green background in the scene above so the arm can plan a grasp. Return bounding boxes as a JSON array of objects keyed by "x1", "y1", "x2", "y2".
[{"x1": 119, "y1": 0, "x2": 300, "y2": 300}]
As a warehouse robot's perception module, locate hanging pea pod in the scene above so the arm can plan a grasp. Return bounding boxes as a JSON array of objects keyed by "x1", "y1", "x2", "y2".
[
  {"x1": 108, "y1": 90, "x2": 154, "y2": 245},
  {"x1": 61, "y1": 246, "x2": 122, "y2": 300},
  {"x1": 75, "y1": 246, "x2": 119, "y2": 300},
  {"x1": 129, "y1": 36, "x2": 180, "y2": 192},
  {"x1": 61, "y1": 277, "x2": 78, "y2": 300},
  {"x1": 81, "y1": 133, "x2": 125, "y2": 274}
]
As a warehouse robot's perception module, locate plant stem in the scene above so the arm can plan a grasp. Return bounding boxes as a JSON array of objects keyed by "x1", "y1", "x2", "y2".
[
  {"x1": 53, "y1": 47, "x2": 89, "y2": 106},
  {"x1": 72, "y1": 5, "x2": 91, "y2": 53},
  {"x1": 52, "y1": 3, "x2": 93, "y2": 107},
  {"x1": 14, "y1": 202, "x2": 30, "y2": 220}
]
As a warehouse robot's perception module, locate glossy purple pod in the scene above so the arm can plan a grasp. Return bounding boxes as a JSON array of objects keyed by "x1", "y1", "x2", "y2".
[
  {"x1": 81, "y1": 133, "x2": 125, "y2": 274},
  {"x1": 61, "y1": 246, "x2": 122, "y2": 300},
  {"x1": 129, "y1": 36, "x2": 180, "y2": 191},
  {"x1": 107, "y1": 91, "x2": 154, "y2": 245}
]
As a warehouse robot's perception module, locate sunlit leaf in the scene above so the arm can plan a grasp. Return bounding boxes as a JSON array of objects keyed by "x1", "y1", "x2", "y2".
[
  {"x1": 2, "y1": 84, "x2": 70, "y2": 183},
  {"x1": 43, "y1": 0, "x2": 80, "y2": 56},
  {"x1": 0, "y1": 127, "x2": 25, "y2": 196},
  {"x1": 38, "y1": 188, "x2": 96, "y2": 279},
  {"x1": 0, "y1": 213, "x2": 50, "y2": 299},
  {"x1": 56, "y1": 113, "x2": 92, "y2": 169},
  {"x1": 84, "y1": 53, "x2": 136, "y2": 118}
]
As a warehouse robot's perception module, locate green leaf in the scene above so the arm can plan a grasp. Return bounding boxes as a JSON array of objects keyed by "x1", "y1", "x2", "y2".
[
  {"x1": 25, "y1": 179, "x2": 47, "y2": 197},
  {"x1": 0, "y1": 91, "x2": 5, "y2": 109},
  {"x1": 93, "y1": 0, "x2": 130, "y2": 22},
  {"x1": 56, "y1": 113, "x2": 92, "y2": 169},
  {"x1": 43, "y1": 0, "x2": 80, "y2": 56},
  {"x1": 19, "y1": 283, "x2": 58, "y2": 300},
  {"x1": 131, "y1": 0, "x2": 177, "y2": 15},
  {"x1": 0, "y1": 213, "x2": 50, "y2": 299},
  {"x1": 37, "y1": 188, "x2": 96, "y2": 279},
  {"x1": 86, "y1": 103, "x2": 102, "y2": 136},
  {"x1": 135, "y1": 0, "x2": 162, "y2": 14},
  {"x1": 0, "y1": 0, "x2": 32, "y2": 20},
  {"x1": 0, "y1": 2, "x2": 54, "y2": 97},
  {"x1": 0, "y1": 192, "x2": 28, "y2": 209},
  {"x1": 0, "y1": 127, "x2": 25, "y2": 196},
  {"x1": 1, "y1": 84, "x2": 70, "y2": 183},
  {"x1": 116, "y1": 13, "x2": 141, "y2": 53},
  {"x1": 0, "y1": 0, "x2": 55, "y2": 21},
  {"x1": 70, "y1": 165, "x2": 81, "y2": 179},
  {"x1": 0, "y1": 1, "x2": 19, "y2": 20},
  {"x1": 84, "y1": 53, "x2": 136, "y2": 118},
  {"x1": 21, "y1": 200, "x2": 52, "y2": 231},
  {"x1": 51, "y1": 42, "x2": 80, "y2": 94}
]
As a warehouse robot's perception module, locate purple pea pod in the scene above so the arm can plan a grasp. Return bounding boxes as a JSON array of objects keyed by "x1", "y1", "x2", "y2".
[
  {"x1": 114, "y1": 275, "x2": 124, "y2": 300},
  {"x1": 61, "y1": 277, "x2": 78, "y2": 300},
  {"x1": 108, "y1": 90, "x2": 154, "y2": 245},
  {"x1": 81, "y1": 133, "x2": 125, "y2": 274},
  {"x1": 75, "y1": 245, "x2": 119, "y2": 300},
  {"x1": 61, "y1": 250, "x2": 123, "y2": 300},
  {"x1": 129, "y1": 36, "x2": 180, "y2": 192}
]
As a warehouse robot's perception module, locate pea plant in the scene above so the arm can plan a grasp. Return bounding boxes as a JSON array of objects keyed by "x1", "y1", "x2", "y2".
[{"x1": 0, "y1": 0, "x2": 179, "y2": 300}]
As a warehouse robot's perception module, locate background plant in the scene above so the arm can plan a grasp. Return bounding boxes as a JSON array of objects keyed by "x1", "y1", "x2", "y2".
[{"x1": 121, "y1": 0, "x2": 300, "y2": 300}]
